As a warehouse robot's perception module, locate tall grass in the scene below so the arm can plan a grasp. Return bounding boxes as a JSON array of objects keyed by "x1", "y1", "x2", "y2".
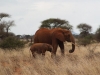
[{"x1": 0, "y1": 43, "x2": 100, "y2": 75}]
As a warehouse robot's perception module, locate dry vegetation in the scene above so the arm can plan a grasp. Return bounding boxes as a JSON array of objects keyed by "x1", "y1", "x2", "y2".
[{"x1": 0, "y1": 43, "x2": 100, "y2": 75}]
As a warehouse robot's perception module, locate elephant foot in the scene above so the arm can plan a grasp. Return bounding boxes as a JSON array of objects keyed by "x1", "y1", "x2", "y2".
[{"x1": 61, "y1": 53, "x2": 65, "y2": 57}]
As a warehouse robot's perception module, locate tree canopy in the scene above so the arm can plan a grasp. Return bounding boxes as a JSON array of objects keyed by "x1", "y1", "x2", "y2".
[
  {"x1": 77, "y1": 23, "x2": 92, "y2": 36},
  {"x1": 0, "y1": 13, "x2": 10, "y2": 21},
  {"x1": 77, "y1": 23, "x2": 92, "y2": 32},
  {"x1": 40, "y1": 18, "x2": 73, "y2": 30}
]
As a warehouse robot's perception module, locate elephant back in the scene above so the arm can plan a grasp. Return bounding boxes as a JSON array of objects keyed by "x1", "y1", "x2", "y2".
[{"x1": 34, "y1": 28, "x2": 52, "y2": 44}]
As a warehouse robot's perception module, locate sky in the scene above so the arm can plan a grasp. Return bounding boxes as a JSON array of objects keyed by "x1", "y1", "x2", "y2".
[{"x1": 0, "y1": 0, "x2": 100, "y2": 35}]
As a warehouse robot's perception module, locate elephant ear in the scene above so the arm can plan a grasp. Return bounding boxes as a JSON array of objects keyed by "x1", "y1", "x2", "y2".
[{"x1": 54, "y1": 32, "x2": 66, "y2": 42}]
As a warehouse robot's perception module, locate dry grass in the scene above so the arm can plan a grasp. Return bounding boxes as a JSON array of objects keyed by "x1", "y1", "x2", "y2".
[{"x1": 0, "y1": 43, "x2": 100, "y2": 75}]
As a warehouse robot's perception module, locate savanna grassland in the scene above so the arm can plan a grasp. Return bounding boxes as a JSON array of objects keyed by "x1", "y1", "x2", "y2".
[{"x1": 0, "y1": 43, "x2": 100, "y2": 75}]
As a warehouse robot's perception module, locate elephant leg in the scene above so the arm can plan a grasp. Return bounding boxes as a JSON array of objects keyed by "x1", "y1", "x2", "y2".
[
  {"x1": 58, "y1": 41, "x2": 64, "y2": 56},
  {"x1": 42, "y1": 52, "x2": 45, "y2": 56},
  {"x1": 41, "y1": 50, "x2": 46, "y2": 58},
  {"x1": 32, "y1": 52, "x2": 35, "y2": 58},
  {"x1": 51, "y1": 44, "x2": 58, "y2": 58}
]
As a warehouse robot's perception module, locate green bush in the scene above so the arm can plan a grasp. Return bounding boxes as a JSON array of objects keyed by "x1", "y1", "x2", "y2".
[
  {"x1": 0, "y1": 36, "x2": 26, "y2": 50},
  {"x1": 78, "y1": 35, "x2": 93, "y2": 46}
]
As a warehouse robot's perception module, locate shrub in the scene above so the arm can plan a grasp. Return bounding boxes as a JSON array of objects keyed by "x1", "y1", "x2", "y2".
[
  {"x1": 0, "y1": 36, "x2": 26, "y2": 50},
  {"x1": 28, "y1": 42, "x2": 34, "y2": 46},
  {"x1": 78, "y1": 35, "x2": 93, "y2": 46},
  {"x1": 95, "y1": 27, "x2": 100, "y2": 42}
]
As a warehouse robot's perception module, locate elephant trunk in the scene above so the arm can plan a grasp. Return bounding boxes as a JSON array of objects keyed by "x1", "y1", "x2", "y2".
[
  {"x1": 69, "y1": 35, "x2": 75, "y2": 53},
  {"x1": 69, "y1": 43, "x2": 75, "y2": 53}
]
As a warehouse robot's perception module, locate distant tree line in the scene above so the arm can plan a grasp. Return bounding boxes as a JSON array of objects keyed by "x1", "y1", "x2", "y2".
[{"x1": 0, "y1": 13, "x2": 100, "y2": 50}]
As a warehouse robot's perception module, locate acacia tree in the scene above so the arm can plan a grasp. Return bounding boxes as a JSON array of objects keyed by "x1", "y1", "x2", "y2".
[
  {"x1": 77, "y1": 23, "x2": 92, "y2": 46},
  {"x1": 77, "y1": 23, "x2": 92, "y2": 37},
  {"x1": 40, "y1": 18, "x2": 73, "y2": 30},
  {"x1": 0, "y1": 13, "x2": 10, "y2": 35},
  {"x1": 0, "y1": 13, "x2": 15, "y2": 38},
  {"x1": 5, "y1": 21, "x2": 15, "y2": 37}
]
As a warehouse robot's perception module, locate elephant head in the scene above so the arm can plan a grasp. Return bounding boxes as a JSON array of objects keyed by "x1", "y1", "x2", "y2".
[
  {"x1": 43, "y1": 43, "x2": 53, "y2": 52},
  {"x1": 47, "y1": 44, "x2": 53, "y2": 52},
  {"x1": 51, "y1": 28, "x2": 75, "y2": 53}
]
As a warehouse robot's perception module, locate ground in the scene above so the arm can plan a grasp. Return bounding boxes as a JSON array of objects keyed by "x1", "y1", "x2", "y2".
[{"x1": 0, "y1": 43, "x2": 100, "y2": 75}]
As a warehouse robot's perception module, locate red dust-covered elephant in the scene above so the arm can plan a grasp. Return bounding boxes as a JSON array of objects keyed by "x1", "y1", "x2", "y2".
[
  {"x1": 30, "y1": 43, "x2": 53, "y2": 57},
  {"x1": 34, "y1": 28, "x2": 75, "y2": 57}
]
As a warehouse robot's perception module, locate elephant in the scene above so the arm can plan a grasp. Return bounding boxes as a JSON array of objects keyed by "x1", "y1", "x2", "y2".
[
  {"x1": 34, "y1": 28, "x2": 75, "y2": 57},
  {"x1": 30, "y1": 43, "x2": 53, "y2": 57}
]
